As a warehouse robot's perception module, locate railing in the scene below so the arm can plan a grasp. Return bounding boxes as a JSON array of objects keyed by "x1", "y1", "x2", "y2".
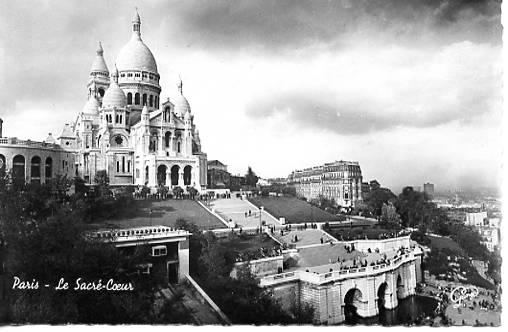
[
  {"x1": 259, "y1": 252, "x2": 416, "y2": 286},
  {"x1": 91, "y1": 225, "x2": 190, "y2": 242},
  {"x1": 0, "y1": 137, "x2": 63, "y2": 149}
]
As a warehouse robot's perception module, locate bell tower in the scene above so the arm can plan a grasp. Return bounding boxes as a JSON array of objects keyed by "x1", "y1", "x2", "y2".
[{"x1": 87, "y1": 41, "x2": 110, "y2": 104}]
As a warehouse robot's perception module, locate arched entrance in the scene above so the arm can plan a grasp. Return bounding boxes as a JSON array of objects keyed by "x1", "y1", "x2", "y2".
[
  {"x1": 45, "y1": 157, "x2": 52, "y2": 179},
  {"x1": 157, "y1": 165, "x2": 167, "y2": 186},
  {"x1": 12, "y1": 155, "x2": 25, "y2": 182},
  {"x1": 378, "y1": 282, "x2": 388, "y2": 309},
  {"x1": 0, "y1": 154, "x2": 6, "y2": 176},
  {"x1": 344, "y1": 288, "x2": 363, "y2": 324},
  {"x1": 171, "y1": 165, "x2": 180, "y2": 186},
  {"x1": 396, "y1": 275, "x2": 404, "y2": 299},
  {"x1": 30, "y1": 156, "x2": 41, "y2": 183},
  {"x1": 183, "y1": 165, "x2": 192, "y2": 186}
]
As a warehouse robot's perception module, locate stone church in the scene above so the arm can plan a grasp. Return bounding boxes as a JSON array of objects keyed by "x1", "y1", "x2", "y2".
[{"x1": 1, "y1": 11, "x2": 208, "y2": 190}]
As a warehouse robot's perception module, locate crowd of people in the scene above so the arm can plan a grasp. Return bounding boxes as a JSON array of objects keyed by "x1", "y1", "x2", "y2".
[{"x1": 234, "y1": 245, "x2": 283, "y2": 262}]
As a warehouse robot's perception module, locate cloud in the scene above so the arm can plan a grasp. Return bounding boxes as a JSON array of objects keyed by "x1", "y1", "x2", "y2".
[
  {"x1": 244, "y1": 41, "x2": 501, "y2": 135},
  {"x1": 162, "y1": 0, "x2": 501, "y2": 52}
]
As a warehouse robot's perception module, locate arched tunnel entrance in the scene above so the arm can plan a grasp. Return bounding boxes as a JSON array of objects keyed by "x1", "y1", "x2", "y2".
[{"x1": 344, "y1": 288, "x2": 363, "y2": 324}]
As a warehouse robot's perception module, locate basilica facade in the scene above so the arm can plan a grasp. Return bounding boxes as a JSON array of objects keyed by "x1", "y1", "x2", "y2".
[{"x1": 0, "y1": 11, "x2": 207, "y2": 190}]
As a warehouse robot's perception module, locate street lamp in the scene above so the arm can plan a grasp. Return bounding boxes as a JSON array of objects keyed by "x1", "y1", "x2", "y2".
[{"x1": 259, "y1": 206, "x2": 264, "y2": 238}]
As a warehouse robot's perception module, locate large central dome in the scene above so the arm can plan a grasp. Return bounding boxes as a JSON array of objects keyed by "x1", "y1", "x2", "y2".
[{"x1": 116, "y1": 11, "x2": 158, "y2": 74}]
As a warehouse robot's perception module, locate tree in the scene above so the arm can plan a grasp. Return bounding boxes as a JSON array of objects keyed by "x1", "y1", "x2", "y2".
[
  {"x1": 172, "y1": 186, "x2": 184, "y2": 199},
  {"x1": 380, "y1": 202, "x2": 402, "y2": 229},
  {"x1": 94, "y1": 170, "x2": 110, "y2": 197},
  {"x1": 245, "y1": 167, "x2": 258, "y2": 187},
  {"x1": 187, "y1": 186, "x2": 198, "y2": 199},
  {"x1": 363, "y1": 187, "x2": 396, "y2": 216},
  {"x1": 0, "y1": 183, "x2": 193, "y2": 324}
]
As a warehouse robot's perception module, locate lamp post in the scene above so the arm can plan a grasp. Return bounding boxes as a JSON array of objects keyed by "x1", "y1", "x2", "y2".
[{"x1": 259, "y1": 206, "x2": 264, "y2": 239}]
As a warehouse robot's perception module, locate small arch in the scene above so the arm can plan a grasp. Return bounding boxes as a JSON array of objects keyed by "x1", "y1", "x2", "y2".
[
  {"x1": 165, "y1": 131, "x2": 171, "y2": 147},
  {"x1": 0, "y1": 154, "x2": 6, "y2": 176},
  {"x1": 157, "y1": 164, "x2": 167, "y2": 186},
  {"x1": 30, "y1": 156, "x2": 41, "y2": 180},
  {"x1": 142, "y1": 93, "x2": 147, "y2": 106},
  {"x1": 127, "y1": 92, "x2": 132, "y2": 104},
  {"x1": 396, "y1": 275, "x2": 404, "y2": 299},
  {"x1": 135, "y1": 93, "x2": 140, "y2": 105},
  {"x1": 170, "y1": 165, "x2": 180, "y2": 186},
  {"x1": 377, "y1": 282, "x2": 388, "y2": 310},
  {"x1": 12, "y1": 155, "x2": 25, "y2": 181},
  {"x1": 183, "y1": 165, "x2": 192, "y2": 186},
  {"x1": 98, "y1": 88, "x2": 105, "y2": 97},
  {"x1": 344, "y1": 288, "x2": 363, "y2": 323},
  {"x1": 45, "y1": 157, "x2": 53, "y2": 179}
]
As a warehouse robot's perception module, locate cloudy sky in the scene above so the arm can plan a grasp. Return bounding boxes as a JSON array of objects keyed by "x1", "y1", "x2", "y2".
[{"x1": 0, "y1": 0, "x2": 502, "y2": 193}]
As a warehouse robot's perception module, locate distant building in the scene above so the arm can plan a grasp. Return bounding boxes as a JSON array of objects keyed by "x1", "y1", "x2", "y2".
[
  {"x1": 477, "y1": 226, "x2": 500, "y2": 252},
  {"x1": 207, "y1": 160, "x2": 230, "y2": 189},
  {"x1": 288, "y1": 160, "x2": 363, "y2": 208},
  {"x1": 465, "y1": 211, "x2": 488, "y2": 227},
  {"x1": 423, "y1": 183, "x2": 434, "y2": 198}
]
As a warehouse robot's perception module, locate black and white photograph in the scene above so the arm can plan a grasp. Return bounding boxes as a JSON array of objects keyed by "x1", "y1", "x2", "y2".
[{"x1": 0, "y1": 0, "x2": 503, "y2": 327}]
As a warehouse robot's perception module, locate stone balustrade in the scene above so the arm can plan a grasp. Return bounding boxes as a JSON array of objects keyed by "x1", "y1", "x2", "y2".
[
  {"x1": 0, "y1": 137, "x2": 63, "y2": 150},
  {"x1": 91, "y1": 225, "x2": 190, "y2": 243},
  {"x1": 260, "y1": 252, "x2": 415, "y2": 287}
]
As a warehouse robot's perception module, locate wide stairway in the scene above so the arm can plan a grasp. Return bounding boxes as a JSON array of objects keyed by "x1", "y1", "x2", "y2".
[{"x1": 210, "y1": 196, "x2": 280, "y2": 229}]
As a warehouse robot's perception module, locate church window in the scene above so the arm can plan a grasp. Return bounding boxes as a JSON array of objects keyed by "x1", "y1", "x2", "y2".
[
  {"x1": 115, "y1": 136, "x2": 123, "y2": 146},
  {"x1": 135, "y1": 93, "x2": 140, "y2": 105},
  {"x1": 122, "y1": 156, "x2": 125, "y2": 173},
  {"x1": 136, "y1": 168, "x2": 140, "y2": 178},
  {"x1": 127, "y1": 93, "x2": 132, "y2": 104},
  {"x1": 98, "y1": 88, "x2": 105, "y2": 97},
  {"x1": 135, "y1": 73, "x2": 140, "y2": 78},
  {"x1": 142, "y1": 93, "x2": 147, "y2": 106},
  {"x1": 155, "y1": 96, "x2": 158, "y2": 108},
  {"x1": 127, "y1": 73, "x2": 133, "y2": 77},
  {"x1": 149, "y1": 95, "x2": 153, "y2": 107},
  {"x1": 120, "y1": 115, "x2": 122, "y2": 123},
  {"x1": 145, "y1": 166, "x2": 149, "y2": 184},
  {"x1": 177, "y1": 142, "x2": 181, "y2": 153},
  {"x1": 115, "y1": 115, "x2": 119, "y2": 123},
  {"x1": 165, "y1": 132, "x2": 170, "y2": 147},
  {"x1": 121, "y1": 73, "x2": 125, "y2": 77},
  {"x1": 116, "y1": 161, "x2": 120, "y2": 173},
  {"x1": 127, "y1": 160, "x2": 131, "y2": 173}
]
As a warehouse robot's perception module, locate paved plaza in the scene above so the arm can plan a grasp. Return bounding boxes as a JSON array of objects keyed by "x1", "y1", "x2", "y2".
[
  {"x1": 271, "y1": 229, "x2": 335, "y2": 248},
  {"x1": 210, "y1": 197, "x2": 280, "y2": 228}
]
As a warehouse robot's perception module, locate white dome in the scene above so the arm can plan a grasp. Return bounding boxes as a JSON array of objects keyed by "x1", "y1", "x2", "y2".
[
  {"x1": 83, "y1": 96, "x2": 100, "y2": 114},
  {"x1": 102, "y1": 80, "x2": 127, "y2": 108},
  {"x1": 174, "y1": 79, "x2": 191, "y2": 116},
  {"x1": 174, "y1": 94, "x2": 191, "y2": 116},
  {"x1": 116, "y1": 34, "x2": 158, "y2": 73}
]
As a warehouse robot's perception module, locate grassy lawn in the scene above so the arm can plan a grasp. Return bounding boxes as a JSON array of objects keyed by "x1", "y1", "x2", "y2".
[
  {"x1": 89, "y1": 199, "x2": 227, "y2": 230},
  {"x1": 428, "y1": 235, "x2": 464, "y2": 254},
  {"x1": 218, "y1": 233, "x2": 279, "y2": 252},
  {"x1": 325, "y1": 225, "x2": 394, "y2": 240},
  {"x1": 248, "y1": 196, "x2": 339, "y2": 223}
]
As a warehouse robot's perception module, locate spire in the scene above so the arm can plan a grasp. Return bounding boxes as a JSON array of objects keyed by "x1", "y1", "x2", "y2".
[
  {"x1": 96, "y1": 41, "x2": 104, "y2": 56},
  {"x1": 112, "y1": 65, "x2": 119, "y2": 83},
  {"x1": 178, "y1": 77, "x2": 183, "y2": 94},
  {"x1": 132, "y1": 8, "x2": 141, "y2": 36}
]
